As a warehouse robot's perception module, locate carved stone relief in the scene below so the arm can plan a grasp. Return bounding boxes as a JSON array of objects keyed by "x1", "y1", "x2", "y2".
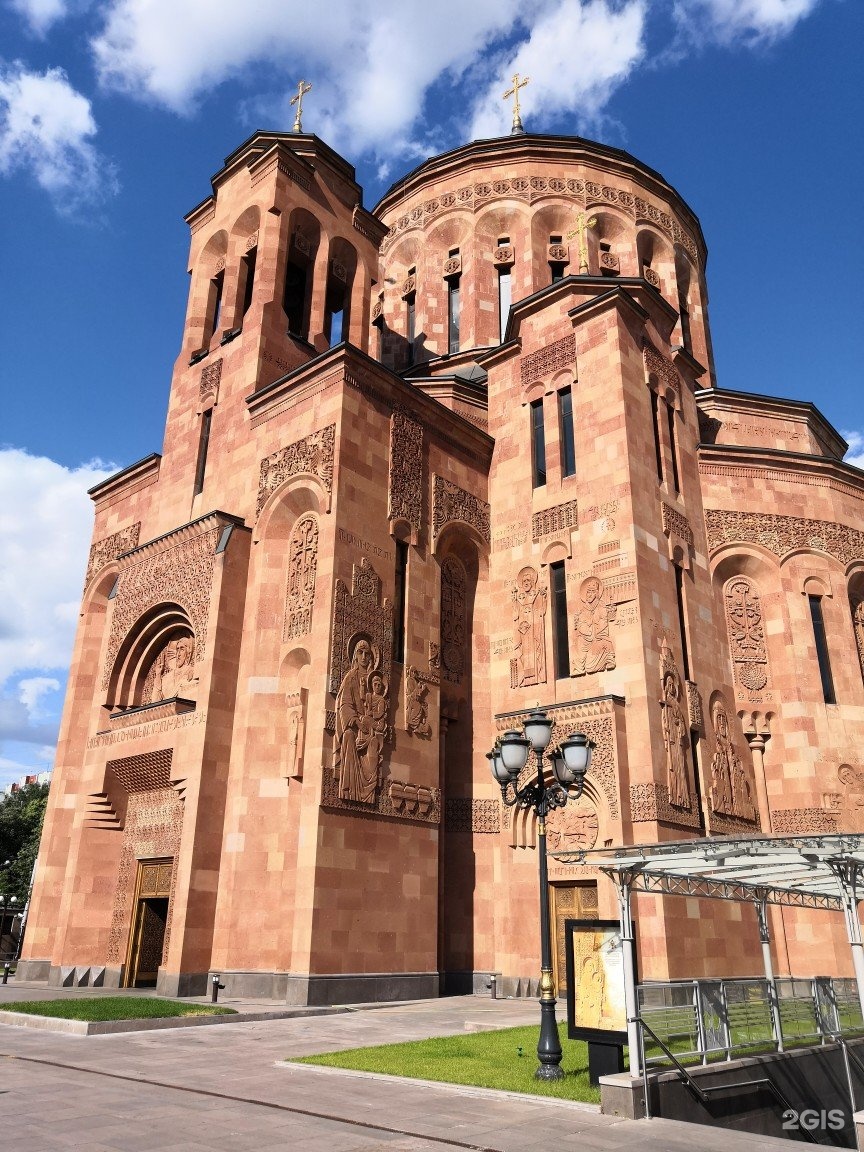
[
  {"x1": 532, "y1": 500, "x2": 578, "y2": 541},
  {"x1": 546, "y1": 797, "x2": 599, "y2": 852},
  {"x1": 388, "y1": 409, "x2": 423, "y2": 536},
  {"x1": 629, "y1": 782, "x2": 701, "y2": 828},
  {"x1": 199, "y1": 358, "x2": 222, "y2": 410},
  {"x1": 520, "y1": 334, "x2": 576, "y2": 385},
  {"x1": 86, "y1": 523, "x2": 141, "y2": 588},
  {"x1": 329, "y1": 558, "x2": 393, "y2": 695},
  {"x1": 103, "y1": 515, "x2": 225, "y2": 690},
  {"x1": 708, "y1": 694, "x2": 757, "y2": 822},
  {"x1": 445, "y1": 798, "x2": 501, "y2": 833},
  {"x1": 511, "y1": 567, "x2": 547, "y2": 688},
  {"x1": 644, "y1": 344, "x2": 681, "y2": 400},
  {"x1": 106, "y1": 787, "x2": 183, "y2": 967},
  {"x1": 405, "y1": 665, "x2": 432, "y2": 736},
  {"x1": 572, "y1": 577, "x2": 616, "y2": 676},
  {"x1": 257, "y1": 424, "x2": 335, "y2": 516},
  {"x1": 440, "y1": 555, "x2": 468, "y2": 685},
  {"x1": 283, "y1": 514, "x2": 318, "y2": 641},
  {"x1": 284, "y1": 688, "x2": 307, "y2": 779},
  {"x1": 823, "y1": 765, "x2": 864, "y2": 833},
  {"x1": 724, "y1": 576, "x2": 770, "y2": 695},
  {"x1": 661, "y1": 503, "x2": 694, "y2": 548},
  {"x1": 432, "y1": 475, "x2": 490, "y2": 546},
  {"x1": 772, "y1": 808, "x2": 837, "y2": 835},
  {"x1": 660, "y1": 642, "x2": 691, "y2": 810},
  {"x1": 144, "y1": 635, "x2": 198, "y2": 703},
  {"x1": 852, "y1": 600, "x2": 864, "y2": 683},
  {"x1": 706, "y1": 509, "x2": 864, "y2": 566}
]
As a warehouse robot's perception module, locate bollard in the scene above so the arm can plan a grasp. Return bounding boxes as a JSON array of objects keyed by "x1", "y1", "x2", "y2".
[
  {"x1": 2, "y1": 962, "x2": 10, "y2": 985},
  {"x1": 489, "y1": 973, "x2": 497, "y2": 1000},
  {"x1": 211, "y1": 973, "x2": 220, "y2": 1003}
]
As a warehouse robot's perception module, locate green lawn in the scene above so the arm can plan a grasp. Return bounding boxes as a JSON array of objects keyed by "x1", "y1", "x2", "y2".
[
  {"x1": 292, "y1": 1023, "x2": 603, "y2": 1103},
  {"x1": 0, "y1": 996, "x2": 236, "y2": 1021}
]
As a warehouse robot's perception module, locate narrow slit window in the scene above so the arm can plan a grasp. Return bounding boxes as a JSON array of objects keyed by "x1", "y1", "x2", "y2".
[
  {"x1": 241, "y1": 247, "x2": 257, "y2": 316},
  {"x1": 551, "y1": 561, "x2": 570, "y2": 679},
  {"x1": 498, "y1": 266, "x2": 511, "y2": 343},
  {"x1": 549, "y1": 234, "x2": 565, "y2": 283},
  {"x1": 679, "y1": 297, "x2": 692, "y2": 355},
  {"x1": 559, "y1": 387, "x2": 576, "y2": 477},
  {"x1": 193, "y1": 409, "x2": 212, "y2": 497},
  {"x1": 447, "y1": 278, "x2": 460, "y2": 353},
  {"x1": 406, "y1": 291, "x2": 416, "y2": 366},
  {"x1": 667, "y1": 403, "x2": 681, "y2": 493},
  {"x1": 393, "y1": 541, "x2": 409, "y2": 663},
  {"x1": 209, "y1": 270, "x2": 224, "y2": 340},
  {"x1": 530, "y1": 398, "x2": 546, "y2": 488},
  {"x1": 675, "y1": 564, "x2": 691, "y2": 681},
  {"x1": 650, "y1": 390, "x2": 664, "y2": 483},
  {"x1": 324, "y1": 271, "x2": 347, "y2": 347},
  {"x1": 809, "y1": 594, "x2": 836, "y2": 704},
  {"x1": 283, "y1": 260, "x2": 309, "y2": 338},
  {"x1": 690, "y1": 731, "x2": 706, "y2": 833}
]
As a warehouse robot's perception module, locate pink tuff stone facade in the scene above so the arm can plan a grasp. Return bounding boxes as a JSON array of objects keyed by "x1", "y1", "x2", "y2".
[{"x1": 19, "y1": 130, "x2": 864, "y2": 1000}]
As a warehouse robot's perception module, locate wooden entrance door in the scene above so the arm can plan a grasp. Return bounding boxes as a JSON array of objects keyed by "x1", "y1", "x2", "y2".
[
  {"x1": 551, "y1": 882, "x2": 598, "y2": 995},
  {"x1": 124, "y1": 859, "x2": 172, "y2": 988}
]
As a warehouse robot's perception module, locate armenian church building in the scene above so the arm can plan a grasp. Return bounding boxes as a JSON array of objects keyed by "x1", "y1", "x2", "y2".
[{"x1": 19, "y1": 118, "x2": 864, "y2": 1001}]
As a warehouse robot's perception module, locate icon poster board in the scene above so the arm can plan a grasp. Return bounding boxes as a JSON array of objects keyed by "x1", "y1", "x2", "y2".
[{"x1": 565, "y1": 918, "x2": 634, "y2": 1044}]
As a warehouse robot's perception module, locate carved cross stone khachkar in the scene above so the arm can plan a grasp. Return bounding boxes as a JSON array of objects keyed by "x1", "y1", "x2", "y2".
[
  {"x1": 709, "y1": 692, "x2": 757, "y2": 822},
  {"x1": 660, "y1": 641, "x2": 691, "y2": 809},
  {"x1": 511, "y1": 566, "x2": 547, "y2": 688},
  {"x1": 284, "y1": 513, "x2": 318, "y2": 641},
  {"x1": 503, "y1": 72, "x2": 529, "y2": 135},
  {"x1": 724, "y1": 576, "x2": 769, "y2": 696},
  {"x1": 572, "y1": 576, "x2": 616, "y2": 676},
  {"x1": 291, "y1": 79, "x2": 312, "y2": 133}
]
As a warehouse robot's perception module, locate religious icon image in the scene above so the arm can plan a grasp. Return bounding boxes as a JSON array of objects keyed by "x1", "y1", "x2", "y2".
[
  {"x1": 572, "y1": 576, "x2": 616, "y2": 676},
  {"x1": 405, "y1": 665, "x2": 432, "y2": 736},
  {"x1": 511, "y1": 566, "x2": 547, "y2": 687},
  {"x1": 146, "y1": 634, "x2": 198, "y2": 703},
  {"x1": 709, "y1": 693, "x2": 757, "y2": 821},
  {"x1": 660, "y1": 647, "x2": 690, "y2": 809},
  {"x1": 333, "y1": 635, "x2": 389, "y2": 804}
]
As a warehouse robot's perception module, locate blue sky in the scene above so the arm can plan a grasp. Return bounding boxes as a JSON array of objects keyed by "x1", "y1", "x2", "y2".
[{"x1": 0, "y1": 0, "x2": 860, "y2": 789}]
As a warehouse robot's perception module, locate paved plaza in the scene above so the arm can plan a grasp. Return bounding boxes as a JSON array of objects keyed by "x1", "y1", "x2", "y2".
[{"x1": 0, "y1": 982, "x2": 799, "y2": 1152}]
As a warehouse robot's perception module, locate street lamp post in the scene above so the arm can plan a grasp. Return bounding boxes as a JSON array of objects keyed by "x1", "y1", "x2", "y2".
[{"x1": 488, "y1": 708, "x2": 593, "y2": 1080}]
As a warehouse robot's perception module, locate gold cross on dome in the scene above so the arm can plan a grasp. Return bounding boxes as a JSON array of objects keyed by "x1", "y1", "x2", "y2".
[
  {"x1": 567, "y1": 211, "x2": 598, "y2": 275},
  {"x1": 503, "y1": 73, "x2": 529, "y2": 135},
  {"x1": 290, "y1": 80, "x2": 312, "y2": 134}
]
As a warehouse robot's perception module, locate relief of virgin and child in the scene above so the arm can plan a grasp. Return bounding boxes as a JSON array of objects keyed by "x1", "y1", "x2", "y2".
[{"x1": 333, "y1": 636, "x2": 390, "y2": 804}]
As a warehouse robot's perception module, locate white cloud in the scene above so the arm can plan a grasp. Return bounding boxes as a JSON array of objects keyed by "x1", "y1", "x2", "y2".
[
  {"x1": 468, "y1": 0, "x2": 646, "y2": 141},
  {"x1": 0, "y1": 449, "x2": 112, "y2": 688},
  {"x1": 17, "y1": 677, "x2": 61, "y2": 716},
  {"x1": 673, "y1": 0, "x2": 821, "y2": 45},
  {"x1": 9, "y1": 0, "x2": 69, "y2": 36},
  {"x1": 0, "y1": 62, "x2": 118, "y2": 213},
  {"x1": 842, "y1": 431, "x2": 864, "y2": 472}
]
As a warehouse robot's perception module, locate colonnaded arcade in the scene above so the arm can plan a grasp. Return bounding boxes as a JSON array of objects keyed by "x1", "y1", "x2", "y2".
[{"x1": 19, "y1": 115, "x2": 864, "y2": 1002}]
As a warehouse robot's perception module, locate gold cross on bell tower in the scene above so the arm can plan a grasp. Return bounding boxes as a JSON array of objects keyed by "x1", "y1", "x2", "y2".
[
  {"x1": 567, "y1": 211, "x2": 598, "y2": 275},
  {"x1": 503, "y1": 73, "x2": 529, "y2": 135},
  {"x1": 290, "y1": 80, "x2": 312, "y2": 134}
]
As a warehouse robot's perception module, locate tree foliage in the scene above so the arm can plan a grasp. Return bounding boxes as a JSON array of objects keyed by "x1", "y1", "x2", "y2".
[{"x1": 0, "y1": 783, "x2": 49, "y2": 904}]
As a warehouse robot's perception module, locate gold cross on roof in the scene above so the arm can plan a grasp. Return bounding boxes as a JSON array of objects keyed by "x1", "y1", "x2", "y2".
[
  {"x1": 567, "y1": 212, "x2": 598, "y2": 275},
  {"x1": 290, "y1": 80, "x2": 312, "y2": 134},
  {"x1": 503, "y1": 73, "x2": 529, "y2": 135}
]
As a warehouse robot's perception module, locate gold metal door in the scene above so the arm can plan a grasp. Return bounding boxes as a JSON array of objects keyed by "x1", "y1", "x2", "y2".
[
  {"x1": 124, "y1": 859, "x2": 172, "y2": 987},
  {"x1": 551, "y1": 882, "x2": 598, "y2": 995}
]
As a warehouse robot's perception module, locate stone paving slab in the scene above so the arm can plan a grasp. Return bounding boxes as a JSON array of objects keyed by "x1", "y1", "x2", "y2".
[{"x1": 0, "y1": 996, "x2": 796, "y2": 1151}]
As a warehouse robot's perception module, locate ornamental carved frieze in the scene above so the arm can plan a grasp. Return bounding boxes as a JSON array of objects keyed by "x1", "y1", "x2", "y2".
[
  {"x1": 708, "y1": 692, "x2": 758, "y2": 823},
  {"x1": 724, "y1": 576, "x2": 770, "y2": 695},
  {"x1": 257, "y1": 424, "x2": 335, "y2": 516},
  {"x1": 440, "y1": 555, "x2": 467, "y2": 684},
  {"x1": 520, "y1": 333, "x2": 576, "y2": 385},
  {"x1": 283, "y1": 513, "x2": 318, "y2": 641},
  {"x1": 382, "y1": 178, "x2": 699, "y2": 264},
  {"x1": 629, "y1": 782, "x2": 701, "y2": 827},
  {"x1": 388, "y1": 409, "x2": 423, "y2": 536},
  {"x1": 494, "y1": 698, "x2": 620, "y2": 818},
  {"x1": 511, "y1": 567, "x2": 547, "y2": 688},
  {"x1": 644, "y1": 344, "x2": 681, "y2": 399},
  {"x1": 705, "y1": 509, "x2": 864, "y2": 566},
  {"x1": 661, "y1": 503, "x2": 694, "y2": 548},
  {"x1": 85, "y1": 523, "x2": 141, "y2": 588},
  {"x1": 432, "y1": 475, "x2": 490, "y2": 545},
  {"x1": 572, "y1": 577, "x2": 616, "y2": 676},
  {"x1": 199, "y1": 358, "x2": 222, "y2": 410},
  {"x1": 320, "y1": 764, "x2": 440, "y2": 824},
  {"x1": 102, "y1": 515, "x2": 226, "y2": 690},
  {"x1": 772, "y1": 808, "x2": 838, "y2": 835},
  {"x1": 532, "y1": 499, "x2": 578, "y2": 541},
  {"x1": 660, "y1": 642, "x2": 691, "y2": 810},
  {"x1": 105, "y1": 787, "x2": 183, "y2": 967},
  {"x1": 445, "y1": 797, "x2": 501, "y2": 833}
]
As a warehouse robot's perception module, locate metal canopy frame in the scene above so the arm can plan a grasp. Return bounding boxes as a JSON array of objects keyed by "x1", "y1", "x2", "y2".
[{"x1": 548, "y1": 834, "x2": 864, "y2": 1075}]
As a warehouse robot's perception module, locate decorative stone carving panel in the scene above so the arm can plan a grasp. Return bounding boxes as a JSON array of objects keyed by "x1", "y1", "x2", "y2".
[
  {"x1": 572, "y1": 577, "x2": 616, "y2": 676},
  {"x1": 106, "y1": 787, "x2": 183, "y2": 967},
  {"x1": 772, "y1": 808, "x2": 838, "y2": 834},
  {"x1": 283, "y1": 514, "x2": 318, "y2": 641},
  {"x1": 445, "y1": 798, "x2": 501, "y2": 833},
  {"x1": 644, "y1": 267, "x2": 661, "y2": 289},
  {"x1": 852, "y1": 600, "x2": 864, "y2": 684},
  {"x1": 257, "y1": 424, "x2": 335, "y2": 516},
  {"x1": 546, "y1": 796, "x2": 599, "y2": 852},
  {"x1": 724, "y1": 576, "x2": 770, "y2": 695},
  {"x1": 143, "y1": 635, "x2": 198, "y2": 703},
  {"x1": 706, "y1": 509, "x2": 864, "y2": 566},
  {"x1": 199, "y1": 358, "x2": 222, "y2": 409},
  {"x1": 329, "y1": 558, "x2": 393, "y2": 697},
  {"x1": 708, "y1": 693, "x2": 758, "y2": 822},
  {"x1": 432, "y1": 475, "x2": 490, "y2": 545},
  {"x1": 660, "y1": 642, "x2": 691, "y2": 810},
  {"x1": 405, "y1": 665, "x2": 432, "y2": 736},
  {"x1": 532, "y1": 500, "x2": 578, "y2": 541},
  {"x1": 103, "y1": 515, "x2": 225, "y2": 690},
  {"x1": 661, "y1": 503, "x2": 694, "y2": 547},
  {"x1": 511, "y1": 567, "x2": 547, "y2": 688},
  {"x1": 644, "y1": 344, "x2": 680, "y2": 400},
  {"x1": 629, "y1": 782, "x2": 701, "y2": 827},
  {"x1": 440, "y1": 555, "x2": 467, "y2": 685},
  {"x1": 284, "y1": 688, "x2": 307, "y2": 779},
  {"x1": 520, "y1": 334, "x2": 576, "y2": 385},
  {"x1": 321, "y1": 765, "x2": 440, "y2": 824},
  {"x1": 388, "y1": 409, "x2": 423, "y2": 535},
  {"x1": 85, "y1": 523, "x2": 141, "y2": 588}
]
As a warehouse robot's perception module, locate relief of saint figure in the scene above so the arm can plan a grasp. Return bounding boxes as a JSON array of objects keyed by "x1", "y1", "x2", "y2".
[
  {"x1": 147, "y1": 635, "x2": 198, "y2": 703},
  {"x1": 662, "y1": 669, "x2": 690, "y2": 809},
  {"x1": 572, "y1": 577, "x2": 616, "y2": 676},
  {"x1": 710, "y1": 696, "x2": 757, "y2": 821},
  {"x1": 333, "y1": 637, "x2": 389, "y2": 804},
  {"x1": 405, "y1": 665, "x2": 431, "y2": 736},
  {"x1": 512, "y1": 566, "x2": 547, "y2": 687}
]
